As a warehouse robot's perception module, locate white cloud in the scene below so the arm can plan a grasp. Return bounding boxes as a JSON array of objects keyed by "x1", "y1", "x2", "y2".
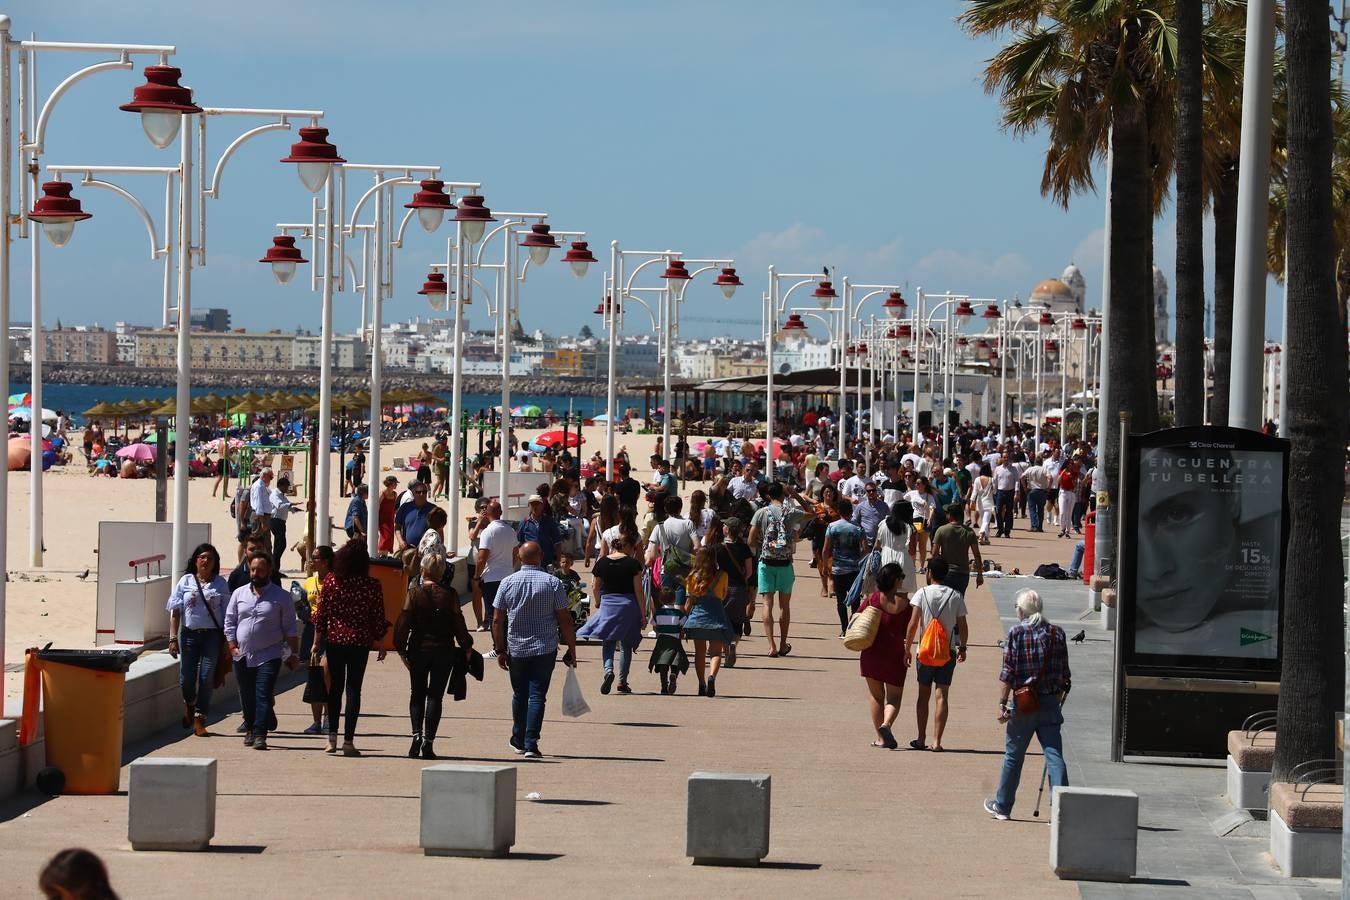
[
  {"x1": 734, "y1": 222, "x2": 906, "y2": 285},
  {"x1": 913, "y1": 248, "x2": 1032, "y2": 285}
]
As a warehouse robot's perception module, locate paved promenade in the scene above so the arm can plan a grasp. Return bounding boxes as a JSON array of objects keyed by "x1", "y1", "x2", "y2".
[
  {"x1": 2, "y1": 532, "x2": 1076, "y2": 898},
  {"x1": 2, "y1": 508, "x2": 1341, "y2": 897}
]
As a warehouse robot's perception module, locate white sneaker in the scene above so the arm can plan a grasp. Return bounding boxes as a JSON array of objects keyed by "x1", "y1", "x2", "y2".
[
  {"x1": 646, "y1": 629, "x2": 657, "y2": 638},
  {"x1": 983, "y1": 798, "x2": 1008, "y2": 821}
]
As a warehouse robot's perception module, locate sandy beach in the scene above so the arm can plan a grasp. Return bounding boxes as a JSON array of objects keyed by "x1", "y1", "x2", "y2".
[{"x1": 2, "y1": 425, "x2": 666, "y2": 702}]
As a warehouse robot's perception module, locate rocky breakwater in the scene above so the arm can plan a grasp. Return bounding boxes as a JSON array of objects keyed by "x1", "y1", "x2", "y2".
[{"x1": 18, "y1": 363, "x2": 632, "y2": 399}]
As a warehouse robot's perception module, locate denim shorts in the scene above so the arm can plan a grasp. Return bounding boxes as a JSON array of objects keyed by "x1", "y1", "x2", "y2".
[{"x1": 757, "y1": 561, "x2": 795, "y2": 595}]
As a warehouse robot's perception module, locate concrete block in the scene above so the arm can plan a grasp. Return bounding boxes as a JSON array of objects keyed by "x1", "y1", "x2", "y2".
[
  {"x1": 1050, "y1": 787, "x2": 1137, "y2": 882},
  {"x1": 686, "y1": 772, "x2": 771, "y2": 866},
  {"x1": 420, "y1": 764, "x2": 516, "y2": 858},
  {"x1": 1271, "y1": 809, "x2": 1341, "y2": 877},
  {"x1": 1226, "y1": 755, "x2": 1271, "y2": 813},
  {"x1": 128, "y1": 757, "x2": 217, "y2": 851}
]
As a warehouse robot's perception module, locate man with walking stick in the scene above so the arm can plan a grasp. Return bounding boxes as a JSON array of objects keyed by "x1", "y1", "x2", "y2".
[{"x1": 984, "y1": 589, "x2": 1071, "y2": 821}]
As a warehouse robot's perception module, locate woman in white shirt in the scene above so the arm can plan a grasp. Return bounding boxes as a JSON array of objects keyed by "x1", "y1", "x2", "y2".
[
  {"x1": 688, "y1": 490, "x2": 714, "y2": 542},
  {"x1": 967, "y1": 462, "x2": 996, "y2": 545},
  {"x1": 904, "y1": 476, "x2": 938, "y2": 571},
  {"x1": 874, "y1": 501, "x2": 919, "y2": 595}
]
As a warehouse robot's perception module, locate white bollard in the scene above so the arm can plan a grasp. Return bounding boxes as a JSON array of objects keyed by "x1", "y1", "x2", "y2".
[
  {"x1": 420, "y1": 764, "x2": 516, "y2": 858},
  {"x1": 1050, "y1": 786, "x2": 1137, "y2": 881},
  {"x1": 128, "y1": 758, "x2": 217, "y2": 851},
  {"x1": 687, "y1": 772, "x2": 771, "y2": 866}
]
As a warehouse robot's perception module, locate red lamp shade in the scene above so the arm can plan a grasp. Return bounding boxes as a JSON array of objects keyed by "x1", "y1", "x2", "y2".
[
  {"x1": 28, "y1": 181, "x2": 92, "y2": 248},
  {"x1": 1071, "y1": 317, "x2": 1087, "y2": 331},
  {"x1": 119, "y1": 65, "x2": 202, "y2": 149},
  {"x1": 883, "y1": 291, "x2": 907, "y2": 317},
  {"x1": 856, "y1": 342, "x2": 868, "y2": 354},
  {"x1": 845, "y1": 344, "x2": 857, "y2": 356},
  {"x1": 901, "y1": 348, "x2": 912, "y2": 360},
  {"x1": 1037, "y1": 311, "x2": 1055, "y2": 327},
  {"x1": 781, "y1": 314, "x2": 807, "y2": 332},
  {"x1": 955, "y1": 300, "x2": 976, "y2": 317},
  {"x1": 661, "y1": 259, "x2": 691, "y2": 281},
  {"x1": 897, "y1": 323, "x2": 913, "y2": 339},
  {"x1": 1044, "y1": 340, "x2": 1059, "y2": 355},
  {"x1": 982, "y1": 303, "x2": 1002, "y2": 319},
  {"x1": 811, "y1": 280, "x2": 837, "y2": 301},
  {"x1": 404, "y1": 179, "x2": 454, "y2": 233},
  {"x1": 259, "y1": 234, "x2": 308, "y2": 285},
  {"x1": 593, "y1": 296, "x2": 612, "y2": 316},
  {"x1": 564, "y1": 241, "x2": 598, "y2": 279},
  {"x1": 520, "y1": 223, "x2": 560, "y2": 267},
  {"x1": 452, "y1": 195, "x2": 496, "y2": 243},
  {"x1": 714, "y1": 267, "x2": 742, "y2": 299},
  {"x1": 280, "y1": 127, "x2": 345, "y2": 192},
  {"x1": 418, "y1": 272, "x2": 452, "y2": 312},
  {"x1": 957, "y1": 336, "x2": 970, "y2": 347}
]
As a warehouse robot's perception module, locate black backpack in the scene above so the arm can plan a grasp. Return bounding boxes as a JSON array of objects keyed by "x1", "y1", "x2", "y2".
[{"x1": 1034, "y1": 562, "x2": 1069, "y2": 580}]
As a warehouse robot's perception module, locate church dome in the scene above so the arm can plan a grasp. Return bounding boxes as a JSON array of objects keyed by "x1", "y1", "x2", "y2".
[
  {"x1": 1029, "y1": 277, "x2": 1079, "y2": 315},
  {"x1": 1061, "y1": 263, "x2": 1084, "y2": 284},
  {"x1": 1029, "y1": 278, "x2": 1072, "y2": 301}
]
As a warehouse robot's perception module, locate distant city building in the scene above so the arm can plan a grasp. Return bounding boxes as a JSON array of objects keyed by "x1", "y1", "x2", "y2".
[
  {"x1": 292, "y1": 335, "x2": 367, "y2": 370},
  {"x1": 43, "y1": 326, "x2": 117, "y2": 364},
  {"x1": 189, "y1": 307, "x2": 231, "y2": 332},
  {"x1": 136, "y1": 330, "x2": 295, "y2": 371}
]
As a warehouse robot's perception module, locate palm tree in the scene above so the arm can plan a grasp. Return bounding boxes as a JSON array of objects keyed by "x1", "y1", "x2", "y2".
[
  {"x1": 1270, "y1": 1, "x2": 1348, "y2": 784},
  {"x1": 959, "y1": 0, "x2": 1177, "y2": 588},
  {"x1": 1172, "y1": 0, "x2": 1204, "y2": 425}
]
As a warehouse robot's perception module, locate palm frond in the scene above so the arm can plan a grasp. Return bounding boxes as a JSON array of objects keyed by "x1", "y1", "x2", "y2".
[{"x1": 956, "y1": 0, "x2": 1050, "y2": 36}]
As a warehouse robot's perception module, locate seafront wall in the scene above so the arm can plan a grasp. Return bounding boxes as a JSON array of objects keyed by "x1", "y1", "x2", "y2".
[{"x1": 10, "y1": 363, "x2": 638, "y2": 400}]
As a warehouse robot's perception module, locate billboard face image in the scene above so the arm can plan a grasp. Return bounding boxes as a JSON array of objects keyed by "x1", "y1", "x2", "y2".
[{"x1": 1134, "y1": 445, "x2": 1282, "y2": 660}]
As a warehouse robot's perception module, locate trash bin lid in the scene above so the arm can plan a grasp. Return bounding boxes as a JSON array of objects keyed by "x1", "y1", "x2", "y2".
[{"x1": 36, "y1": 648, "x2": 140, "y2": 673}]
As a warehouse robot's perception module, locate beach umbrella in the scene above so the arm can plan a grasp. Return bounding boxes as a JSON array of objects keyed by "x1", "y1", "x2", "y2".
[
  {"x1": 7, "y1": 406, "x2": 57, "y2": 421},
  {"x1": 591, "y1": 412, "x2": 611, "y2": 422},
  {"x1": 207, "y1": 437, "x2": 244, "y2": 451},
  {"x1": 511, "y1": 404, "x2": 541, "y2": 417},
  {"x1": 82, "y1": 401, "x2": 117, "y2": 418},
  {"x1": 149, "y1": 399, "x2": 178, "y2": 417},
  {"x1": 8, "y1": 392, "x2": 31, "y2": 408},
  {"x1": 142, "y1": 429, "x2": 176, "y2": 443},
  {"x1": 533, "y1": 430, "x2": 584, "y2": 449},
  {"x1": 115, "y1": 443, "x2": 156, "y2": 462},
  {"x1": 750, "y1": 437, "x2": 789, "y2": 452}
]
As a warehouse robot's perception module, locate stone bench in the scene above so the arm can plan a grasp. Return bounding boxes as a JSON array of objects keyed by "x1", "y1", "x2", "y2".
[
  {"x1": 1269, "y1": 781, "x2": 1342, "y2": 877},
  {"x1": 1226, "y1": 729, "x2": 1276, "y2": 813},
  {"x1": 128, "y1": 757, "x2": 217, "y2": 851},
  {"x1": 1050, "y1": 787, "x2": 1137, "y2": 882},
  {"x1": 420, "y1": 764, "x2": 516, "y2": 858},
  {"x1": 687, "y1": 772, "x2": 771, "y2": 866}
]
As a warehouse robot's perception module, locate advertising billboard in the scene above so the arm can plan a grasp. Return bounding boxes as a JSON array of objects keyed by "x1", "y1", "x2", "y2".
[{"x1": 1121, "y1": 426, "x2": 1288, "y2": 677}]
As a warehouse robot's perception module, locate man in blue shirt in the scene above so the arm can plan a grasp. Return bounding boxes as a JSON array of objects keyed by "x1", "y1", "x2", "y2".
[
  {"x1": 395, "y1": 482, "x2": 436, "y2": 553},
  {"x1": 492, "y1": 541, "x2": 577, "y2": 758},
  {"x1": 851, "y1": 482, "x2": 889, "y2": 542},
  {"x1": 516, "y1": 495, "x2": 563, "y2": 568},
  {"x1": 344, "y1": 484, "x2": 368, "y2": 541}
]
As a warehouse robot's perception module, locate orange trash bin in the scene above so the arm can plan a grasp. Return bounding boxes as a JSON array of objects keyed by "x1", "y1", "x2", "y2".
[
  {"x1": 369, "y1": 556, "x2": 407, "y2": 652},
  {"x1": 37, "y1": 648, "x2": 138, "y2": 795}
]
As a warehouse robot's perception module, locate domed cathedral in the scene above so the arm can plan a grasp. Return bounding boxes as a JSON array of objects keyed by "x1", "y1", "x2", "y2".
[
  {"x1": 1152, "y1": 264, "x2": 1170, "y2": 344},
  {"x1": 1022, "y1": 263, "x2": 1086, "y2": 313}
]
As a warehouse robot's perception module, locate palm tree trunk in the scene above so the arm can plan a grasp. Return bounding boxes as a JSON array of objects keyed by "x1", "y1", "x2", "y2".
[
  {"x1": 1209, "y1": 159, "x2": 1239, "y2": 425},
  {"x1": 1172, "y1": 0, "x2": 1205, "y2": 426},
  {"x1": 1271, "y1": 1, "x2": 1348, "y2": 784},
  {"x1": 1100, "y1": 103, "x2": 1159, "y2": 508}
]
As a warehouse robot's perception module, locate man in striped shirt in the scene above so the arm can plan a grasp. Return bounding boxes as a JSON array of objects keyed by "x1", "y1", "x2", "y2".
[{"x1": 492, "y1": 542, "x2": 577, "y2": 759}]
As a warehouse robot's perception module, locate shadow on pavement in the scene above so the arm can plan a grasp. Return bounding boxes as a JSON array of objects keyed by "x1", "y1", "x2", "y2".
[{"x1": 528, "y1": 798, "x2": 613, "y2": 806}]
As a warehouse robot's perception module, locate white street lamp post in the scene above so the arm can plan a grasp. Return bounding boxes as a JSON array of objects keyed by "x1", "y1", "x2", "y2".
[
  {"x1": 766, "y1": 266, "x2": 828, "y2": 466},
  {"x1": 8, "y1": 33, "x2": 177, "y2": 570}
]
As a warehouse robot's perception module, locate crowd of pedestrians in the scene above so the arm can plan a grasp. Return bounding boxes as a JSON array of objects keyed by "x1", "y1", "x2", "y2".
[{"x1": 163, "y1": 412, "x2": 1075, "y2": 824}]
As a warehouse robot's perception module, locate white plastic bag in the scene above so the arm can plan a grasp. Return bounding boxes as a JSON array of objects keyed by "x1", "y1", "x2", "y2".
[{"x1": 560, "y1": 665, "x2": 590, "y2": 718}]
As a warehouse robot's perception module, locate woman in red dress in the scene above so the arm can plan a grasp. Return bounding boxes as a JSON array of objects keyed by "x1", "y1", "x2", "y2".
[
  {"x1": 858, "y1": 561, "x2": 913, "y2": 749},
  {"x1": 377, "y1": 475, "x2": 399, "y2": 554}
]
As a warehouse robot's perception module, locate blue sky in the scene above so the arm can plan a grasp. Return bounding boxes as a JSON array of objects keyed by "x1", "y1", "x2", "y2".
[{"x1": 12, "y1": 1, "x2": 1283, "y2": 341}]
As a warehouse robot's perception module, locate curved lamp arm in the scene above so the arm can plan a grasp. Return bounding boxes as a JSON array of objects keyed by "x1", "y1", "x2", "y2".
[
  {"x1": 28, "y1": 56, "x2": 132, "y2": 155},
  {"x1": 205, "y1": 121, "x2": 291, "y2": 199},
  {"x1": 79, "y1": 177, "x2": 168, "y2": 260}
]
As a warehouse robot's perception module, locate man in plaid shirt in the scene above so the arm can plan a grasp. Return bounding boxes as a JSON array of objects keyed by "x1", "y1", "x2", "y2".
[
  {"x1": 492, "y1": 542, "x2": 577, "y2": 759},
  {"x1": 984, "y1": 590, "x2": 1070, "y2": 820}
]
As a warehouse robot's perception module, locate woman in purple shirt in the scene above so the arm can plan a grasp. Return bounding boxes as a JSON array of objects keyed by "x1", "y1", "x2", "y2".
[{"x1": 225, "y1": 551, "x2": 299, "y2": 751}]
